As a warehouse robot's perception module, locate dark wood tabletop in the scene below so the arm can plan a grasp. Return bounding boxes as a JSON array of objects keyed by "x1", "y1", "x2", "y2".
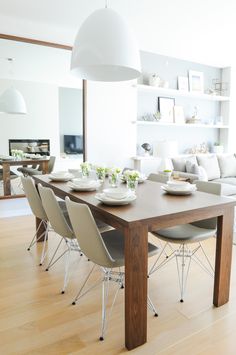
[{"x1": 33, "y1": 175, "x2": 236, "y2": 350}]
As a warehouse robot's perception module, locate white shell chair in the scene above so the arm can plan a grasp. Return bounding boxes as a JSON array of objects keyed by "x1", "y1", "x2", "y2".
[
  {"x1": 65, "y1": 197, "x2": 159, "y2": 341},
  {"x1": 21, "y1": 176, "x2": 67, "y2": 266},
  {"x1": 149, "y1": 181, "x2": 221, "y2": 302},
  {"x1": 38, "y1": 184, "x2": 82, "y2": 294}
]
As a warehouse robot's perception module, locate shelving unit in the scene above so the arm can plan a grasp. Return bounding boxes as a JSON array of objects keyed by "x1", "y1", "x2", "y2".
[
  {"x1": 136, "y1": 121, "x2": 229, "y2": 129},
  {"x1": 136, "y1": 84, "x2": 230, "y2": 102}
]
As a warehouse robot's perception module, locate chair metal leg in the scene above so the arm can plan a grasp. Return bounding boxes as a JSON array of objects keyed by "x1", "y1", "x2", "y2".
[
  {"x1": 45, "y1": 236, "x2": 64, "y2": 271},
  {"x1": 147, "y1": 295, "x2": 158, "y2": 317},
  {"x1": 27, "y1": 219, "x2": 44, "y2": 251},
  {"x1": 100, "y1": 270, "x2": 111, "y2": 341},
  {"x1": 39, "y1": 221, "x2": 50, "y2": 266},
  {"x1": 61, "y1": 245, "x2": 71, "y2": 294},
  {"x1": 72, "y1": 264, "x2": 98, "y2": 305}
]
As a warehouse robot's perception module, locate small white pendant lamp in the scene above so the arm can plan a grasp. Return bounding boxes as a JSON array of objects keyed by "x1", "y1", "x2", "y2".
[
  {"x1": 0, "y1": 88, "x2": 27, "y2": 115},
  {"x1": 71, "y1": 6, "x2": 141, "y2": 82}
]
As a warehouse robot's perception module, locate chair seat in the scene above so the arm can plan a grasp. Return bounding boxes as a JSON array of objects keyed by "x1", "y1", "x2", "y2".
[
  {"x1": 153, "y1": 224, "x2": 216, "y2": 244},
  {"x1": 18, "y1": 167, "x2": 42, "y2": 176},
  {"x1": 102, "y1": 229, "x2": 159, "y2": 268}
]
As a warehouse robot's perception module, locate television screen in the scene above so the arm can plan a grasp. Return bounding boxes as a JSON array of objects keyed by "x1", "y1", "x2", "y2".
[{"x1": 64, "y1": 135, "x2": 83, "y2": 154}]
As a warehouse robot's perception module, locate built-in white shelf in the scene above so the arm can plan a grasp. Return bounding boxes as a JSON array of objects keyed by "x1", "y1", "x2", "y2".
[
  {"x1": 136, "y1": 121, "x2": 229, "y2": 129},
  {"x1": 136, "y1": 84, "x2": 230, "y2": 102}
]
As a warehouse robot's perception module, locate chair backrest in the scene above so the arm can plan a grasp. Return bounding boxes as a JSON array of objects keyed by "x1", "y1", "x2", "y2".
[
  {"x1": 65, "y1": 197, "x2": 115, "y2": 268},
  {"x1": 21, "y1": 176, "x2": 47, "y2": 220},
  {"x1": 148, "y1": 173, "x2": 169, "y2": 184},
  {"x1": 37, "y1": 156, "x2": 55, "y2": 173},
  {"x1": 38, "y1": 184, "x2": 73, "y2": 238},
  {"x1": 192, "y1": 181, "x2": 222, "y2": 229}
]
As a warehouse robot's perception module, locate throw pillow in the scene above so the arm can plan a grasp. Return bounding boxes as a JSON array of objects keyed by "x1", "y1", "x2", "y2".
[
  {"x1": 171, "y1": 158, "x2": 186, "y2": 172},
  {"x1": 186, "y1": 161, "x2": 208, "y2": 181},
  {"x1": 197, "y1": 155, "x2": 221, "y2": 180},
  {"x1": 217, "y1": 154, "x2": 236, "y2": 178}
]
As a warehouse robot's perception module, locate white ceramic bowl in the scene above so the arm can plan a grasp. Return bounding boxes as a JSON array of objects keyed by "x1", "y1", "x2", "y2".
[
  {"x1": 167, "y1": 180, "x2": 190, "y2": 189},
  {"x1": 51, "y1": 171, "x2": 72, "y2": 178},
  {"x1": 103, "y1": 188, "x2": 128, "y2": 200}
]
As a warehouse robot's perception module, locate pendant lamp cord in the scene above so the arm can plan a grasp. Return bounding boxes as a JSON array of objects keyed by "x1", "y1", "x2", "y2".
[{"x1": 105, "y1": 0, "x2": 108, "y2": 8}]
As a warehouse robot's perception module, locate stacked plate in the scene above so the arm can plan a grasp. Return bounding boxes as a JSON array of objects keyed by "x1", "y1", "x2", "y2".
[
  {"x1": 95, "y1": 188, "x2": 136, "y2": 205},
  {"x1": 68, "y1": 178, "x2": 100, "y2": 191},
  {"x1": 161, "y1": 181, "x2": 197, "y2": 195},
  {"x1": 48, "y1": 171, "x2": 74, "y2": 182}
]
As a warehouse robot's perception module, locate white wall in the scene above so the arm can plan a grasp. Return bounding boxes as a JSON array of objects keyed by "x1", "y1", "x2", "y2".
[
  {"x1": 0, "y1": 79, "x2": 60, "y2": 156},
  {"x1": 86, "y1": 81, "x2": 137, "y2": 168}
]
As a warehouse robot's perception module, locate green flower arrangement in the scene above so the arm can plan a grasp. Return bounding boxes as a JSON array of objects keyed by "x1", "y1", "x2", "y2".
[
  {"x1": 109, "y1": 167, "x2": 121, "y2": 187},
  {"x1": 80, "y1": 161, "x2": 91, "y2": 177},
  {"x1": 124, "y1": 170, "x2": 140, "y2": 191},
  {"x1": 95, "y1": 166, "x2": 109, "y2": 180}
]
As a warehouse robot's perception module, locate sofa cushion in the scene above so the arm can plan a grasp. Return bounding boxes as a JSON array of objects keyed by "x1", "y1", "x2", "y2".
[
  {"x1": 217, "y1": 154, "x2": 236, "y2": 178},
  {"x1": 212, "y1": 179, "x2": 236, "y2": 196},
  {"x1": 185, "y1": 156, "x2": 198, "y2": 173},
  {"x1": 197, "y1": 155, "x2": 221, "y2": 180},
  {"x1": 172, "y1": 158, "x2": 186, "y2": 172},
  {"x1": 172, "y1": 156, "x2": 197, "y2": 173},
  {"x1": 185, "y1": 162, "x2": 208, "y2": 181},
  {"x1": 213, "y1": 177, "x2": 236, "y2": 186}
]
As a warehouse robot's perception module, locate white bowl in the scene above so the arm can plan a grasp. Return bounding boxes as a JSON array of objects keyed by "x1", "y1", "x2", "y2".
[
  {"x1": 103, "y1": 188, "x2": 128, "y2": 200},
  {"x1": 167, "y1": 180, "x2": 190, "y2": 189},
  {"x1": 51, "y1": 171, "x2": 72, "y2": 178}
]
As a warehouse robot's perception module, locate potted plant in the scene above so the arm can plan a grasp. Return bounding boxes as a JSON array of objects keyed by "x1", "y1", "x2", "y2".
[
  {"x1": 212, "y1": 142, "x2": 224, "y2": 154},
  {"x1": 162, "y1": 169, "x2": 172, "y2": 180}
]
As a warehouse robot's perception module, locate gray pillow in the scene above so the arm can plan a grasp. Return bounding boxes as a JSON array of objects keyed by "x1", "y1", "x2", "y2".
[
  {"x1": 186, "y1": 161, "x2": 208, "y2": 181},
  {"x1": 172, "y1": 158, "x2": 186, "y2": 172},
  {"x1": 217, "y1": 154, "x2": 236, "y2": 178},
  {"x1": 197, "y1": 155, "x2": 221, "y2": 180}
]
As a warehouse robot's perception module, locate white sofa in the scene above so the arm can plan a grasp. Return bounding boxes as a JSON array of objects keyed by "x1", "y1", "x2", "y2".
[{"x1": 171, "y1": 154, "x2": 236, "y2": 198}]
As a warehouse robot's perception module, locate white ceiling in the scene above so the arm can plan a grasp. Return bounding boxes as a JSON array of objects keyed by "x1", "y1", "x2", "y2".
[{"x1": 0, "y1": 0, "x2": 235, "y2": 67}]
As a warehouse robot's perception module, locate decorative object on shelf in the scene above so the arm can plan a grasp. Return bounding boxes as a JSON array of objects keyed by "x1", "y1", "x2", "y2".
[
  {"x1": 141, "y1": 143, "x2": 152, "y2": 156},
  {"x1": 140, "y1": 112, "x2": 161, "y2": 122},
  {"x1": 173, "y1": 105, "x2": 185, "y2": 124},
  {"x1": 148, "y1": 73, "x2": 161, "y2": 87},
  {"x1": 158, "y1": 97, "x2": 175, "y2": 123},
  {"x1": 212, "y1": 79, "x2": 228, "y2": 96},
  {"x1": 177, "y1": 76, "x2": 189, "y2": 91},
  {"x1": 186, "y1": 106, "x2": 201, "y2": 124},
  {"x1": 160, "y1": 80, "x2": 169, "y2": 89},
  {"x1": 206, "y1": 88, "x2": 217, "y2": 96},
  {"x1": 186, "y1": 142, "x2": 209, "y2": 154},
  {"x1": 189, "y1": 70, "x2": 204, "y2": 93},
  {"x1": 154, "y1": 140, "x2": 178, "y2": 170},
  {"x1": 212, "y1": 142, "x2": 224, "y2": 154},
  {"x1": 70, "y1": 1, "x2": 141, "y2": 82}
]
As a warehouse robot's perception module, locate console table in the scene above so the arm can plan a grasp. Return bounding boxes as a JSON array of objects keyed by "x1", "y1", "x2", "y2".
[{"x1": 0, "y1": 158, "x2": 49, "y2": 199}]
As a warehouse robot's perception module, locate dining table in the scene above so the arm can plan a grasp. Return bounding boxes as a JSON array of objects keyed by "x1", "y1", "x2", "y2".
[
  {"x1": 33, "y1": 175, "x2": 236, "y2": 350},
  {"x1": 0, "y1": 157, "x2": 49, "y2": 199}
]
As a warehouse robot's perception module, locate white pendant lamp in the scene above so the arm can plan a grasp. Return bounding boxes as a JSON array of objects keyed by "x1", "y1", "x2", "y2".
[
  {"x1": 0, "y1": 88, "x2": 27, "y2": 115},
  {"x1": 71, "y1": 7, "x2": 141, "y2": 82}
]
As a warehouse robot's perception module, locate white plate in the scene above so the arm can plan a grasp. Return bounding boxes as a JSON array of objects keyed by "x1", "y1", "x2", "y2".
[
  {"x1": 68, "y1": 182, "x2": 100, "y2": 191},
  {"x1": 161, "y1": 185, "x2": 197, "y2": 195},
  {"x1": 103, "y1": 187, "x2": 128, "y2": 199},
  {"x1": 49, "y1": 173, "x2": 74, "y2": 182},
  {"x1": 95, "y1": 193, "x2": 136, "y2": 205}
]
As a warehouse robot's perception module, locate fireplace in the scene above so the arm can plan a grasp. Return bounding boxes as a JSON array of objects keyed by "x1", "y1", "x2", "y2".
[{"x1": 9, "y1": 139, "x2": 50, "y2": 156}]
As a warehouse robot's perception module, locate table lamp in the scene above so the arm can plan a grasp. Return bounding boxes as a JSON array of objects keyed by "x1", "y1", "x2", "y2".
[{"x1": 154, "y1": 140, "x2": 178, "y2": 171}]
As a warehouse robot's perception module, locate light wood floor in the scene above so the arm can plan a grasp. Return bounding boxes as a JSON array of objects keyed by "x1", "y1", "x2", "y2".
[{"x1": 1, "y1": 215, "x2": 236, "y2": 355}]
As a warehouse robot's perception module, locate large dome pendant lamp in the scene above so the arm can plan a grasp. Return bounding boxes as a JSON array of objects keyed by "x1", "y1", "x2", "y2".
[
  {"x1": 0, "y1": 88, "x2": 27, "y2": 115},
  {"x1": 70, "y1": 2, "x2": 141, "y2": 82},
  {"x1": 0, "y1": 58, "x2": 27, "y2": 115}
]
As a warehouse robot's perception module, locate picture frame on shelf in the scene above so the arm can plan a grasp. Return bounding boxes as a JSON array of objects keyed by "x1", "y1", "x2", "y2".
[
  {"x1": 173, "y1": 105, "x2": 185, "y2": 124},
  {"x1": 158, "y1": 97, "x2": 175, "y2": 123},
  {"x1": 177, "y1": 76, "x2": 189, "y2": 91},
  {"x1": 189, "y1": 70, "x2": 204, "y2": 93}
]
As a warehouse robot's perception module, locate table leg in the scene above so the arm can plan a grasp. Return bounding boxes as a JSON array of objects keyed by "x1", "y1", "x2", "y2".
[
  {"x1": 41, "y1": 161, "x2": 49, "y2": 174},
  {"x1": 36, "y1": 218, "x2": 48, "y2": 242},
  {"x1": 124, "y1": 224, "x2": 148, "y2": 350},
  {"x1": 214, "y1": 206, "x2": 234, "y2": 306},
  {"x1": 2, "y1": 163, "x2": 11, "y2": 196}
]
